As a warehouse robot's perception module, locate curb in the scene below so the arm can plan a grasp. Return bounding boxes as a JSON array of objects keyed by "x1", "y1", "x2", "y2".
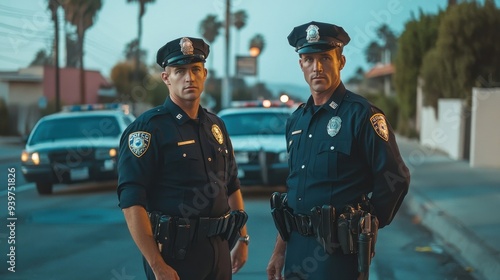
[{"x1": 405, "y1": 190, "x2": 500, "y2": 280}]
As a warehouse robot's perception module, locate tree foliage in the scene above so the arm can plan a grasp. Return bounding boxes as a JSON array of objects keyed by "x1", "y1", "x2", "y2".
[
  {"x1": 365, "y1": 24, "x2": 397, "y2": 65},
  {"x1": 199, "y1": 14, "x2": 222, "y2": 71},
  {"x1": 420, "y1": 0, "x2": 500, "y2": 108},
  {"x1": 110, "y1": 61, "x2": 150, "y2": 102},
  {"x1": 393, "y1": 9, "x2": 443, "y2": 135},
  {"x1": 29, "y1": 50, "x2": 53, "y2": 66}
]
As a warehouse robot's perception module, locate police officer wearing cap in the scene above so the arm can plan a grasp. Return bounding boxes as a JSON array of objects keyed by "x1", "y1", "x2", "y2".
[
  {"x1": 117, "y1": 37, "x2": 248, "y2": 280},
  {"x1": 266, "y1": 21, "x2": 410, "y2": 280}
]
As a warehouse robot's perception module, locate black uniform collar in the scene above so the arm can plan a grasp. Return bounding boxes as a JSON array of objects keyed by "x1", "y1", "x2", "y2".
[
  {"x1": 303, "y1": 82, "x2": 347, "y2": 114},
  {"x1": 163, "y1": 95, "x2": 206, "y2": 125}
]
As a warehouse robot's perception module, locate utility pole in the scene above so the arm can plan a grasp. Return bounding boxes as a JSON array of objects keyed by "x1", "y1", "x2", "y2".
[
  {"x1": 50, "y1": 0, "x2": 61, "y2": 111},
  {"x1": 221, "y1": 0, "x2": 232, "y2": 109}
]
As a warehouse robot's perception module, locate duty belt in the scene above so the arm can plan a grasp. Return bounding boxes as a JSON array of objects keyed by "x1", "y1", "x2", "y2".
[
  {"x1": 196, "y1": 213, "x2": 231, "y2": 237},
  {"x1": 149, "y1": 210, "x2": 248, "y2": 260},
  {"x1": 284, "y1": 210, "x2": 314, "y2": 236}
]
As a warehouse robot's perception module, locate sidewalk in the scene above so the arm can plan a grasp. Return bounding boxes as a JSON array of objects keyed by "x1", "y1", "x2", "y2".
[{"x1": 396, "y1": 136, "x2": 500, "y2": 280}]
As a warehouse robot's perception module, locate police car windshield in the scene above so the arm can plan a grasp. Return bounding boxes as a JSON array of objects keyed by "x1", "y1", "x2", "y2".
[
  {"x1": 29, "y1": 116, "x2": 121, "y2": 145},
  {"x1": 221, "y1": 112, "x2": 288, "y2": 136}
]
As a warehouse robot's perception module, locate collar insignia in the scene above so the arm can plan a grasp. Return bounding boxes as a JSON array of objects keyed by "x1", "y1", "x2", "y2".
[
  {"x1": 306, "y1": 24, "x2": 320, "y2": 43},
  {"x1": 180, "y1": 37, "x2": 194, "y2": 55},
  {"x1": 211, "y1": 124, "x2": 224, "y2": 144},
  {"x1": 128, "y1": 131, "x2": 151, "y2": 157},
  {"x1": 370, "y1": 113, "x2": 389, "y2": 141},
  {"x1": 176, "y1": 113, "x2": 183, "y2": 120},
  {"x1": 329, "y1": 101, "x2": 338, "y2": 109},
  {"x1": 327, "y1": 116, "x2": 342, "y2": 137}
]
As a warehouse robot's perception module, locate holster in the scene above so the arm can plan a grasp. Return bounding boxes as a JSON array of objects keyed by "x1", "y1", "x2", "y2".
[
  {"x1": 336, "y1": 205, "x2": 380, "y2": 276},
  {"x1": 310, "y1": 205, "x2": 338, "y2": 254},
  {"x1": 225, "y1": 210, "x2": 248, "y2": 249},
  {"x1": 150, "y1": 212, "x2": 191, "y2": 260},
  {"x1": 270, "y1": 192, "x2": 291, "y2": 241}
]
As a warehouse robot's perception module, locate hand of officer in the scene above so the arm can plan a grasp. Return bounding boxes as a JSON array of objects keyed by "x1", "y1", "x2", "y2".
[
  {"x1": 152, "y1": 262, "x2": 180, "y2": 280},
  {"x1": 267, "y1": 236, "x2": 286, "y2": 280},
  {"x1": 231, "y1": 240, "x2": 248, "y2": 274},
  {"x1": 266, "y1": 251, "x2": 285, "y2": 280}
]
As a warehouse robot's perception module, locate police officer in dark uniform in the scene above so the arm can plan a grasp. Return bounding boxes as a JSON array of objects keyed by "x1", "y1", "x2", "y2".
[
  {"x1": 117, "y1": 37, "x2": 249, "y2": 280},
  {"x1": 267, "y1": 21, "x2": 410, "y2": 280}
]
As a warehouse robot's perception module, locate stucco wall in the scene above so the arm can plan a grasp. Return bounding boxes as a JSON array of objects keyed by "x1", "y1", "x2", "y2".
[{"x1": 470, "y1": 88, "x2": 500, "y2": 168}]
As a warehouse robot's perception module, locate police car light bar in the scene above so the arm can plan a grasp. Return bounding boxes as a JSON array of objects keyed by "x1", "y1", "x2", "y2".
[
  {"x1": 230, "y1": 100, "x2": 292, "y2": 108},
  {"x1": 62, "y1": 103, "x2": 130, "y2": 114}
]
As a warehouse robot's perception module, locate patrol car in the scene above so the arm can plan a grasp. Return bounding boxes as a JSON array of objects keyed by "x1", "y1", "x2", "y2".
[
  {"x1": 21, "y1": 103, "x2": 135, "y2": 195},
  {"x1": 218, "y1": 103, "x2": 294, "y2": 187}
]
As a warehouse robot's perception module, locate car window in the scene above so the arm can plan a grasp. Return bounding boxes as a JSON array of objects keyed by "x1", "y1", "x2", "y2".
[
  {"x1": 221, "y1": 112, "x2": 289, "y2": 136},
  {"x1": 29, "y1": 115, "x2": 121, "y2": 145}
]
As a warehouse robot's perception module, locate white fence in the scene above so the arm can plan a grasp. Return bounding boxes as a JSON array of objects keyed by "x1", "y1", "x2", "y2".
[{"x1": 417, "y1": 87, "x2": 500, "y2": 168}]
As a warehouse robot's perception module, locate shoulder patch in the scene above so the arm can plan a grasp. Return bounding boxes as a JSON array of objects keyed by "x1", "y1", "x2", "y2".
[
  {"x1": 128, "y1": 131, "x2": 151, "y2": 157},
  {"x1": 370, "y1": 113, "x2": 389, "y2": 142}
]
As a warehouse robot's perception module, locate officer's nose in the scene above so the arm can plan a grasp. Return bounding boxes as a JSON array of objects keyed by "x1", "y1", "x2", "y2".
[
  {"x1": 185, "y1": 71, "x2": 195, "y2": 83},
  {"x1": 313, "y1": 59, "x2": 323, "y2": 73}
]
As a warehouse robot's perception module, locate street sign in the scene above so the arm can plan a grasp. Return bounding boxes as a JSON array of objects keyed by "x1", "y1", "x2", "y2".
[{"x1": 236, "y1": 56, "x2": 257, "y2": 76}]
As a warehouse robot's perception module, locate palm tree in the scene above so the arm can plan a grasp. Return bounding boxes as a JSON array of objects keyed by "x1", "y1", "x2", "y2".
[
  {"x1": 127, "y1": 0, "x2": 156, "y2": 82},
  {"x1": 62, "y1": 0, "x2": 102, "y2": 104},
  {"x1": 376, "y1": 24, "x2": 397, "y2": 62},
  {"x1": 365, "y1": 41, "x2": 382, "y2": 65},
  {"x1": 199, "y1": 14, "x2": 222, "y2": 71},
  {"x1": 365, "y1": 24, "x2": 397, "y2": 65},
  {"x1": 232, "y1": 10, "x2": 247, "y2": 54}
]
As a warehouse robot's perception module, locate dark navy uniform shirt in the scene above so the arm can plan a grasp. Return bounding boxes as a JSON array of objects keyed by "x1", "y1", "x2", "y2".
[
  {"x1": 117, "y1": 96, "x2": 240, "y2": 218},
  {"x1": 286, "y1": 83, "x2": 409, "y2": 227}
]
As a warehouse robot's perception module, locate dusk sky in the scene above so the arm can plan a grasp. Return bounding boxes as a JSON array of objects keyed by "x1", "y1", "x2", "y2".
[{"x1": 2, "y1": 0, "x2": 496, "y2": 92}]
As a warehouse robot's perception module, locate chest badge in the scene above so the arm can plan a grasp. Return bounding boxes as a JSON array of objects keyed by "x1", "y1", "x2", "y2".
[
  {"x1": 370, "y1": 113, "x2": 389, "y2": 141},
  {"x1": 327, "y1": 116, "x2": 342, "y2": 137},
  {"x1": 211, "y1": 124, "x2": 224, "y2": 144},
  {"x1": 128, "y1": 131, "x2": 151, "y2": 158}
]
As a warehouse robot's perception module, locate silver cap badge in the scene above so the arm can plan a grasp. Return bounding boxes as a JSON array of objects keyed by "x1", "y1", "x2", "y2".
[
  {"x1": 180, "y1": 37, "x2": 194, "y2": 55},
  {"x1": 306, "y1": 24, "x2": 320, "y2": 43}
]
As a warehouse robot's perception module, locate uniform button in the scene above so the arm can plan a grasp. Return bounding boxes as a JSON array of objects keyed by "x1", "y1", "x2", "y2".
[
  {"x1": 308, "y1": 134, "x2": 312, "y2": 138},
  {"x1": 330, "y1": 146, "x2": 335, "y2": 150},
  {"x1": 208, "y1": 157, "x2": 212, "y2": 161},
  {"x1": 183, "y1": 153, "x2": 187, "y2": 157},
  {"x1": 301, "y1": 165, "x2": 305, "y2": 169},
  {"x1": 298, "y1": 197, "x2": 302, "y2": 201}
]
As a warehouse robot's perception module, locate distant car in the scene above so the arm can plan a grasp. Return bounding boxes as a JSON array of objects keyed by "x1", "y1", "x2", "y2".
[
  {"x1": 218, "y1": 106, "x2": 294, "y2": 186},
  {"x1": 21, "y1": 104, "x2": 135, "y2": 195}
]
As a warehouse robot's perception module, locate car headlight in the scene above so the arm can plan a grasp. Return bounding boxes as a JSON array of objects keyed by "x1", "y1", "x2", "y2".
[
  {"x1": 278, "y1": 151, "x2": 288, "y2": 163},
  {"x1": 21, "y1": 151, "x2": 49, "y2": 165},
  {"x1": 95, "y1": 148, "x2": 117, "y2": 160}
]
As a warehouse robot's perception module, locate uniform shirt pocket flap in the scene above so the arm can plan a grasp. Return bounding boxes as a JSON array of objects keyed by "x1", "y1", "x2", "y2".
[{"x1": 317, "y1": 140, "x2": 351, "y2": 156}]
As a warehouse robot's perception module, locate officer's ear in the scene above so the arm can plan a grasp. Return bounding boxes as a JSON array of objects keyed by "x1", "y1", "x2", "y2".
[
  {"x1": 161, "y1": 68, "x2": 171, "y2": 85},
  {"x1": 335, "y1": 47, "x2": 346, "y2": 70},
  {"x1": 339, "y1": 55, "x2": 346, "y2": 70}
]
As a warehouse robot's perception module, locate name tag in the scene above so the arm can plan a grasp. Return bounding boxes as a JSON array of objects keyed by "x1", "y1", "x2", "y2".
[
  {"x1": 291, "y1": 130, "x2": 302, "y2": 135},
  {"x1": 177, "y1": 140, "x2": 195, "y2": 146}
]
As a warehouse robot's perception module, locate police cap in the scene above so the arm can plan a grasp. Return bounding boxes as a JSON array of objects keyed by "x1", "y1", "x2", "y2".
[
  {"x1": 156, "y1": 37, "x2": 210, "y2": 68},
  {"x1": 287, "y1": 21, "x2": 350, "y2": 54}
]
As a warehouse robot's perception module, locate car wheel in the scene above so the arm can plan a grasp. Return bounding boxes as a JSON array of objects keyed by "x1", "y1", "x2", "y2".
[{"x1": 36, "y1": 182, "x2": 53, "y2": 195}]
